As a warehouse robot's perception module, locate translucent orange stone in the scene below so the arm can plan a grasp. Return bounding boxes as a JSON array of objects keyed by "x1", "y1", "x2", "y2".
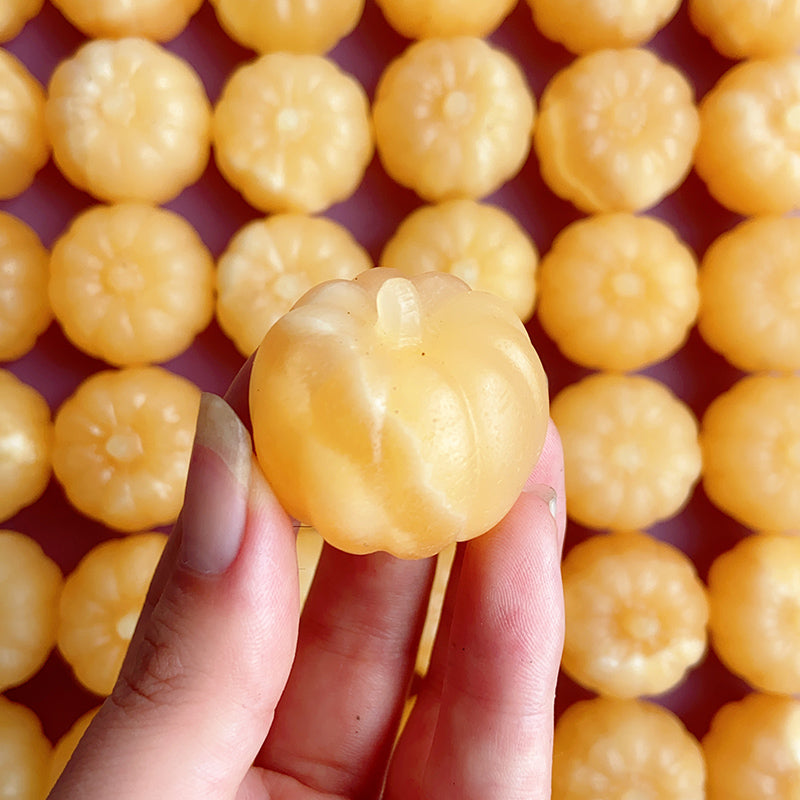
[
  {"x1": 249, "y1": 268, "x2": 549, "y2": 559},
  {"x1": 551, "y1": 373, "x2": 701, "y2": 530},
  {"x1": 49, "y1": 203, "x2": 215, "y2": 366},
  {"x1": 694, "y1": 56, "x2": 800, "y2": 215},
  {"x1": 703, "y1": 693, "x2": 800, "y2": 800},
  {"x1": 536, "y1": 213, "x2": 699, "y2": 371},
  {"x1": 689, "y1": 0, "x2": 800, "y2": 58},
  {"x1": 216, "y1": 214, "x2": 372, "y2": 356},
  {"x1": 47, "y1": 706, "x2": 99, "y2": 791},
  {"x1": 553, "y1": 697, "x2": 705, "y2": 800},
  {"x1": 58, "y1": 532, "x2": 167, "y2": 695},
  {"x1": 0, "y1": 211, "x2": 51, "y2": 361},
  {"x1": 372, "y1": 37, "x2": 535, "y2": 203},
  {"x1": 213, "y1": 53, "x2": 373, "y2": 215},
  {"x1": 50, "y1": 0, "x2": 202, "y2": 39},
  {"x1": 534, "y1": 48, "x2": 699, "y2": 213},
  {"x1": 562, "y1": 531, "x2": 709, "y2": 698},
  {"x1": 698, "y1": 216, "x2": 800, "y2": 373},
  {"x1": 374, "y1": 0, "x2": 516, "y2": 38},
  {"x1": 209, "y1": 0, "x2": 364, "y2": 54},
  {"x1": 526, "y1": 0, "x2": 681, "y2": 53},
  {"x1": 707, "y1": 534, "x2": 800, "y2": 695},
  {"x1": 45, "y1": 38, "x2": 212, "y2": 204},
  {"x1": 379, "y1": 199, "x2": 538, "y2": 322},
  {"x1": 0, "y1": 531, "x2": 62, "y2": 691},
  {"x1": 52, "y1": 366, "x2": 200, "y2": 532},
  {"x1": 701, "y1": 374, "x2": 800, "y2": 532},
  {"x1": 0, "y1": 697, "x2": 51, "y2": 800},
  {"x1": 0, "y1": 369, "x2": 52, "y2": 523},
  {"x1": 0, "y1": 48, "x2": 49, "y2": 200}
]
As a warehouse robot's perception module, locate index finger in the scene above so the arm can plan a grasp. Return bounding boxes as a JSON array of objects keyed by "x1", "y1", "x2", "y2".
[{"x1": 386, "y1": 420, "x2": 566, "y2": 799}]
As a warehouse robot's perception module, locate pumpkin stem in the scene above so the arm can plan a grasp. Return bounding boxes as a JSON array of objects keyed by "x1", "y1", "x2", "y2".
[{"x1": 375, "y1": 277, "x2": 423, "y2": 348}]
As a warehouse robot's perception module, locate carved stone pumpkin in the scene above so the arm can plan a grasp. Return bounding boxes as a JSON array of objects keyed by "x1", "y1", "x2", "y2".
[{"x1": 249, "y1": 268, "x2": 549, "y2": 559}]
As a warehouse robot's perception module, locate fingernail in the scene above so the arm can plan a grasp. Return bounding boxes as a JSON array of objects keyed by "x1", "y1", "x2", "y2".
[
  {"x1": 524, "y1": 483, "x2": 557, "y2": 522},
  {"x1": 180, "y1": 393, "x2": 251, "y2": 574}
]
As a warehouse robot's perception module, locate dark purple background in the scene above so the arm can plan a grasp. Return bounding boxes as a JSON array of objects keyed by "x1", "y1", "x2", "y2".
[{"x1": 3, "y1": 0, "x2": 751, "y2": 746}]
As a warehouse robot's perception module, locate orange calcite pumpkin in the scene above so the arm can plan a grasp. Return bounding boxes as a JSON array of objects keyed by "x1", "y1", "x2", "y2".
[{"x1": 249, "y1": 268, "x2": 549, "y2": 559}]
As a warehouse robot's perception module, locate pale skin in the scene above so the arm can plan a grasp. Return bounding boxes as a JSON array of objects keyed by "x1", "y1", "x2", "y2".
[{"x1": 48, "y1": 356, "x2": 566, "y2": 800}]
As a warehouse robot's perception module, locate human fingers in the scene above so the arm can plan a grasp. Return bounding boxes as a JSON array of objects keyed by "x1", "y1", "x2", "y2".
[
  {"x1": 387, "y1": 423, "x2": 566, "y2": 799},
  {"x1": 255, "y1": 545, "x2": 436, "y2": 798},
  {"x1": 49, "y1": 393, "x2": 300, "y2": 799}
]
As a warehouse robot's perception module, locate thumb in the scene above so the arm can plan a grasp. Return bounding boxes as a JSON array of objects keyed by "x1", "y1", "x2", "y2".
[{"x1": 50, "y1": 393, "x2": 300, "y2": 799}]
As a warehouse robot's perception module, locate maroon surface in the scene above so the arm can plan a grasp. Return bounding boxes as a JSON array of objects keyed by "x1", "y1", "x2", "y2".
[{"x1": 3, "y1": 0, "x2": 752, "y2": 746}]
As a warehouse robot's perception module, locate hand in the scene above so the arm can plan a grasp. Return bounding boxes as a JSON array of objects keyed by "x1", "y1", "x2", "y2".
[{"x1": 48, "y1": 357, "x2": 566, "y2": 800}]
